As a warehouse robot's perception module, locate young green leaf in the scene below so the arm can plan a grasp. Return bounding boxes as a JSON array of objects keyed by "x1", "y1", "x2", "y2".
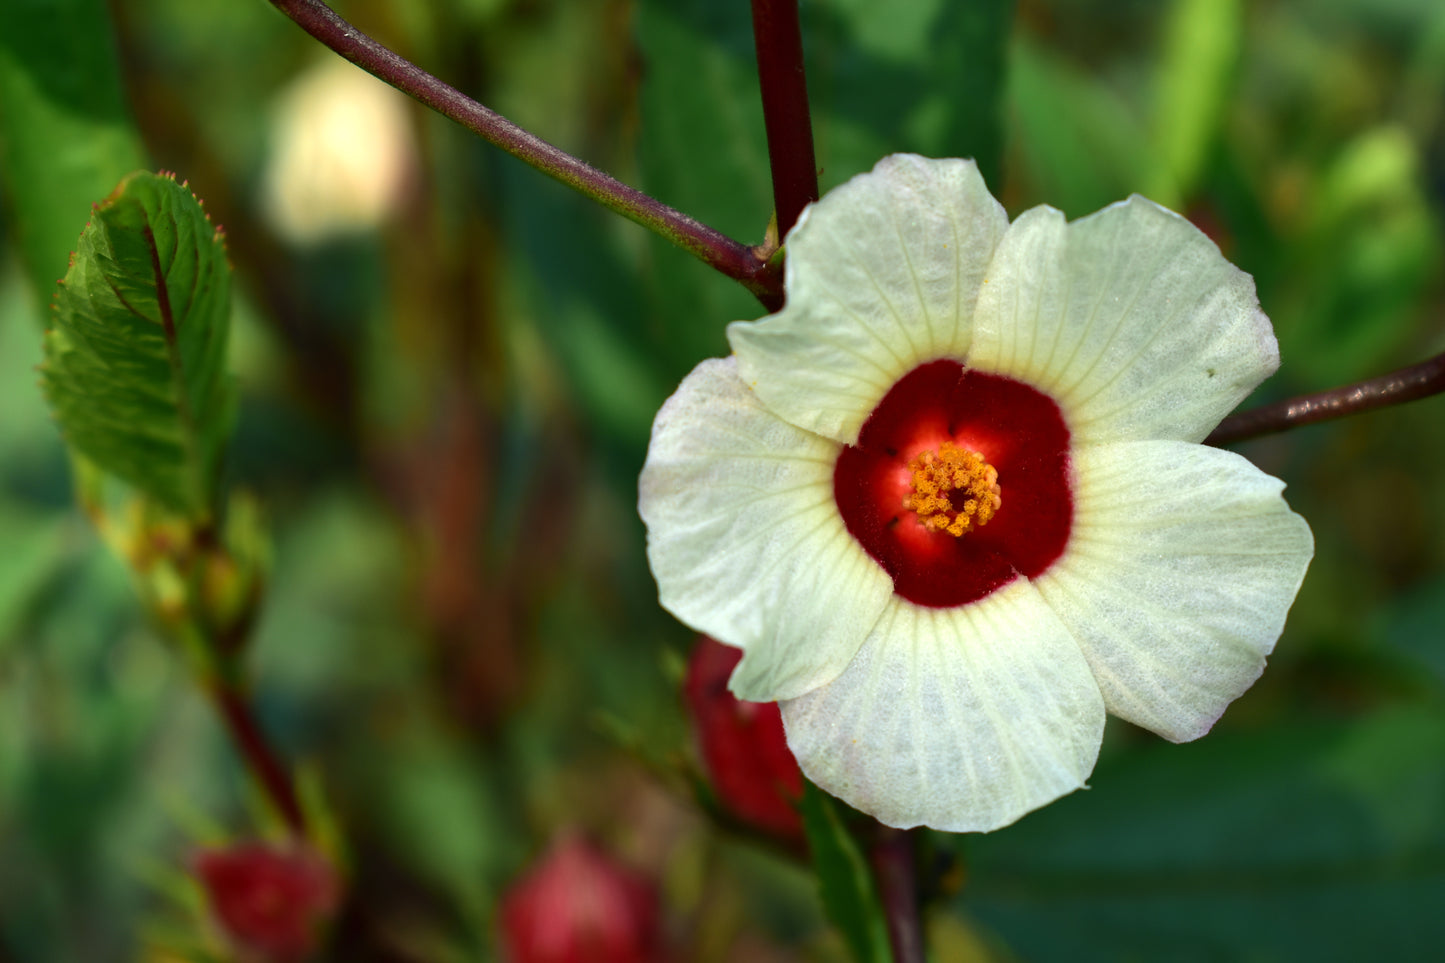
[
  {"x1": 43, "y1": 171, "x2": 235, "y2": 520},
  {"x1": 800, "y1": 780, "x2": 893, "y2": 963}
]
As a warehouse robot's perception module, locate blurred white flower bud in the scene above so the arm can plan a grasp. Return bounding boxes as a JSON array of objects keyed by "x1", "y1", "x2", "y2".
[{"x1": 261, "y1": 59, "x2": 417, "y2": 244}]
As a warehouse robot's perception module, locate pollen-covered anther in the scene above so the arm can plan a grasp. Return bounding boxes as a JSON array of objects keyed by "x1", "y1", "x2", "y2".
[{"x1": 902, "y1": 442, "x2": 1002, "y2": 537}]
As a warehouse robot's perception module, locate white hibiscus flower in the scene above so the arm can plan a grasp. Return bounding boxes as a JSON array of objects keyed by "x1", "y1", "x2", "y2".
[{"x1": 639, "y1": 154, "x2": 1314, "y2": 832}]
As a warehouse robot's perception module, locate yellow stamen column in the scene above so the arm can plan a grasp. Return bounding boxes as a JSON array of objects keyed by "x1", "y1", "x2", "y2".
[{"x1": 902, "y1": 442, "x2": 1002, "y2": 536}]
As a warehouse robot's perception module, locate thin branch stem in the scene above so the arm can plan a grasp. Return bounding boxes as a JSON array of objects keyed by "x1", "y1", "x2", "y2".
[
  {"x1": 265, "y1": 0, "x2": 784, "y2": 309},
  {"x1": 211, "y1": 681, "x2": 307, "y2": 836},
  {"x1": 869, "y1": 827, "x2": 925, "y2": 963},
  {"x1": 750, "y1": 0, "x2": 820, "y2": 239},
  {"x1": 1208, "y1": 349, "x2": 1445, "y2": 445}
]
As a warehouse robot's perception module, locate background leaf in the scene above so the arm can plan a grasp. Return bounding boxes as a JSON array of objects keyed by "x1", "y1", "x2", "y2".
[
  {"x1": 0, "y1": 0, "x2": 146, "y2": 314},
  {"x1": 1148, "y1": 0, "x2": 1242, "y2": 205},
  {"x1": 1006, "y1": 35, "x2": 1152, "y2": 217},
  {"x1": 959, "y1": 706, "x2": 1445, "y2": 961},
  {"x1": 799, "y1": 780, "x2": 892, "y2": 963},
  {"x1": 808, "y1": 0, "x2": 1013, "y2": 191},
  {"x1": 43, "y1": 171, "x2": 234, "y2": 518}
]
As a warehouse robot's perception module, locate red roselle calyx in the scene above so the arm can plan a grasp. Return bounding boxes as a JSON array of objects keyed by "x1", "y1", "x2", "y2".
[
  {"x1": 685, "y1": 635, "x2": 805, "y2": 840},
  {"x1": 193, "y1": 842, "x2": 339, "y2": 963},
  {"x1": 500, "y1": 834, "x2": 658, "y2": 963},
  {"x1": 834, "y1": 360, "x2": 1073, "y2": 608}
]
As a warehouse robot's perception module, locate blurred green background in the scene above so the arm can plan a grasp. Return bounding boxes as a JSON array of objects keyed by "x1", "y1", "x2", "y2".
[{"x1": 1, "y1": 0, "x2": 1443, "y2": 959}]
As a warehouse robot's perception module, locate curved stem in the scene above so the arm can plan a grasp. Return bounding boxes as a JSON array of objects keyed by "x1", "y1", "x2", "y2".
[
  {"x1": 750, "y1": 0, "x2": 820, "y2": 239},
  {"x1": 265, "y1": 0, "x2": 783, "y2": 309},
  {"x1": 211, "y1": 681, "x2": 307, "y2": 836},
  {"x1": 869, "y1": 827, "x2": 925, "y2": 963},
  {"x1": 1208, "y1": 349, "x2": 1445, "y2": 445}
]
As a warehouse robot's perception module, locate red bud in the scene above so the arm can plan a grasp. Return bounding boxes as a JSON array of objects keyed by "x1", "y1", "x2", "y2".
[
  {"x1": 193, "y1": 842, "x2": 339, "y2": 962},
  {"x1": 500, "y1": 834, "x2": 658, "y2": 963},
  {"x1": 684, "y1": 636, "x2": 804, "y2": 839}
]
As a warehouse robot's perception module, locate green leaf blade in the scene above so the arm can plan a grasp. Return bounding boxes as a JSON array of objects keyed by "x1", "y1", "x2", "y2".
[
  {"x1": 961, "y1": 706, "x2": 1445, "y2": 961},
  {"x1": 0, "y1": 0, "x2": 147, "y2": 312},
  {"x1": 1150, "y1": 0, "x2": 1241, "y2": 205},
  {"x1": 800, "y1": 780, "x2": 893, "y2": 963},
  {"x1": 43, "y1": 172, "x2": 235, "y2": 518}
]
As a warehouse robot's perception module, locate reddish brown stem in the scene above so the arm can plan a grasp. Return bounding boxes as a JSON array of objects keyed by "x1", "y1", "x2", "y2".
[
  {"x1": 212, "y1": 683, "x2": 307, "y2": 836},
  {"x1": 750, "y1": 0, "x2": 820, "y2": 240},
  {"x1": 869, "y1": 827, "x2": 925, "y2": 963},
  {"x1": 266, "y1": 0, "x2": 783, "y2": 309},
  {"x1": 1208, "y1": 349, "x2": 1445, "y2": 445}
]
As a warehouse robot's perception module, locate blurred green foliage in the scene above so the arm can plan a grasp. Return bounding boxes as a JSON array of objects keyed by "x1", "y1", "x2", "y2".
[
  {"x1": 0, "y1": 0, "x2": 147, "y2": 301},
  {"x1": 0, "y1": 0, "x2": 1442, "y2": 960}
]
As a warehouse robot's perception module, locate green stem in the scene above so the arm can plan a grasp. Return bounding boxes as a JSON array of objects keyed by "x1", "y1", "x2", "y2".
[{"x1": 265, "y1": 0, "x2": 784, "y2": 309}]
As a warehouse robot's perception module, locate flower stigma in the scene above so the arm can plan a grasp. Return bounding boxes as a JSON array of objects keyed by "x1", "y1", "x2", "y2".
[{"x1": 902, "y1": 442, "x2": 1001, "y2": 536}]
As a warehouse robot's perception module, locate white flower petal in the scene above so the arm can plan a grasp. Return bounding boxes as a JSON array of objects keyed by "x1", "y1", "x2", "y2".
[
  {"x1": 729, "y1": 154, "x2": 1008, "y2": 445},
  {"x1": 638, "y1": 357, "x2": 893, "y2": 701},
  {"x1": 1034, "y1": 442, "x2": 1313, "y2": 742},
  {"x1": 970, "y1": 197, "x2": 1279, "y2": 444},
  {"x1": 780, "y1": 581, "x2": 1105, "y2": 832}
]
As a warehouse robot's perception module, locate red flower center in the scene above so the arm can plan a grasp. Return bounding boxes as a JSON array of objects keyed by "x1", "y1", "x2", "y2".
[{"x1": 834, "y1": 360, "x2": 1074, "y2": 608}]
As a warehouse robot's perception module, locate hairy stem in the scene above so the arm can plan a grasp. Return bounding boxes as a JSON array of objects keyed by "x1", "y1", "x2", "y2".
[
  {"x1": 750, "y1": 0, "x2": 820, "y2": 239},
  {"x1": 870, "y1": 827, "x2": 925, "y2": 963},
  {"x1": 266, "y1": 0, "x2": 783, "y2": 308},
  {"x1": 211, "y1": 682, "x2": 307, "y2": 836},
  {"x1": 1209, "y1": 349, "x2": 1445, "y2": 445}
]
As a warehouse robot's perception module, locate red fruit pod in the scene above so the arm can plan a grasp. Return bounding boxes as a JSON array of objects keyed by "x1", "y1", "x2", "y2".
[
  {"x1": 500, "y1": 834, "x2": 658, "y2": 963},
  {"x1": 193, "y1": 842, "x2": 339, "y2": 963},
  {"x1": 684, "y1": 635, "x2": 804, "y2": 840}
]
